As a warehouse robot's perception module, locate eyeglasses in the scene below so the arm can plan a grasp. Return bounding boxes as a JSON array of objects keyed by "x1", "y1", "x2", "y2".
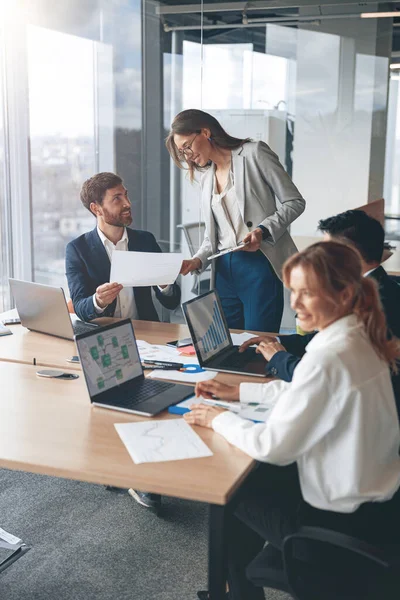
[{"x1": 177, "y1": 133, "x2": 199, "y2": 159}]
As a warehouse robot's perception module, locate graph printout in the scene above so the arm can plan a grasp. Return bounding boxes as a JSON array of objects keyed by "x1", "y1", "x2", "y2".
[
  {"x1": 114, "y1": 419, "x2": 213, "y2": 464},
  {"x1": 77, "y1": 322, "x2": 142, "y2": 396}
]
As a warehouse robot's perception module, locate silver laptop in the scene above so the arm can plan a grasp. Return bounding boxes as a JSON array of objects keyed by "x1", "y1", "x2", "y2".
[
  {"x1": 182, "y1": 290, "x2": 267, "y2": 377},
  {"x1": 75, "y1": 319, "x2": 193, "y2": 416},
  {"x1": 9, "y1": 278, "x2": 98, "y2": 341}
]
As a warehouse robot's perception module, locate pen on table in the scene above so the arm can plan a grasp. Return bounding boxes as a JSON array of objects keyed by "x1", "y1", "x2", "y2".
[
  {"x1": 142, "y1": 360, "x2": 183, "y2": 369},
  {"x1": 141, "y1": 363, "x2": 182, "y2": 371}
]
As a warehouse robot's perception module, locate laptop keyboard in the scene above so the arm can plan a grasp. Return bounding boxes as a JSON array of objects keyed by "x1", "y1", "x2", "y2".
[
  {"x1": 220, "y1": 348, "x2": 257, "y2": 368},
  {"x1": 72, "y1": 321, "x2": 98, "y2": 336},
  {"x1": 114, "y1": 379, "x2": 175, "y2": 407}
]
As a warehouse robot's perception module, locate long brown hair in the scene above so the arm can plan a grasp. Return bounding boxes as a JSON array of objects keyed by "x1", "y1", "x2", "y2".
[
  {"x1": 283, "y1": 241, "x2": 400, "y2": 371},
  {"x1": 166, "y1": 109, "x2": 251, "y2": 181}
]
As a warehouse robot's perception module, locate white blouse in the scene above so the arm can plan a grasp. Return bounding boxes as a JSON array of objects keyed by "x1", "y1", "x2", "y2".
[
  {"x1": 212, "y1": 314, "x2": 400, "y2": 513},
  {"x1": 211, "y1": 170, "x2": 249, "y2": 251}
]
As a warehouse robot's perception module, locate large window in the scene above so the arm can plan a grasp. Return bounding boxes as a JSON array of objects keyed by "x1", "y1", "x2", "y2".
[
  {"x1": 0, "y1": 0, "x2": 142, "y2": 303},
  {"x1": 27, "y1": 26, "x2": 97, "y2": 287},
  {"x1": 0, "y1": 24, "x2": 10, "y2": 312}
]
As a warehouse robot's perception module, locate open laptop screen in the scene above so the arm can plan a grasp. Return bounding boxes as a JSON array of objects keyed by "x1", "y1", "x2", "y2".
[
  {"x1": 183, "y1": 290, "x2": 231, "y2": 363},
  {"x1": 76, "y1": 321, "x2": 142, "y2": 398}
]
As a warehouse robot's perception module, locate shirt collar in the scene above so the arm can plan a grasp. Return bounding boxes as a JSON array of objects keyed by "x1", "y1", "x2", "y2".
[
  {"x1": 97, "y1": 225, "x2": 128, "y2": 247},
  {"x1": 363, "y1": 266, "x2": 379, "y2": 278},
  {"x1": 305, "y1": 314, "x2": 362, "y2": 353}
]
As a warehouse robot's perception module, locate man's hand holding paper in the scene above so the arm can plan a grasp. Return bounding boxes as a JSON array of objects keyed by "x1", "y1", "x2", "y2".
[{"x1": 110, "y1": 251, "x2": 184, "y2": 287}]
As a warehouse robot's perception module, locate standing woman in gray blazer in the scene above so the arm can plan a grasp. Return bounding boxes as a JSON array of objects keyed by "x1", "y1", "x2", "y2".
[{"x1": 166, "y1": 109, "x2": 305, "y2": 333}]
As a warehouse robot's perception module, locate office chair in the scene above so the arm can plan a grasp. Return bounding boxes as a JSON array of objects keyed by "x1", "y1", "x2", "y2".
[
  {"x1": 177, "y1": 222, "x2": 211, "y2": 295},
  {"x1": 246, "y1": 526, "x2": 400, "y2": 600}
]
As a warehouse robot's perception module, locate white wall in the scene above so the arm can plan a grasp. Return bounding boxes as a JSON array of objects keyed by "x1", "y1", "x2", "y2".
[{"x1": 291, "y1": 15, "x2": 391, "y2": 235}]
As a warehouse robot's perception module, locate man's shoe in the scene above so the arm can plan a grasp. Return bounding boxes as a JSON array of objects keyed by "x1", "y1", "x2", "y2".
[{"x1": 128, "y1": 489, "x2": 161, "y2": 513}]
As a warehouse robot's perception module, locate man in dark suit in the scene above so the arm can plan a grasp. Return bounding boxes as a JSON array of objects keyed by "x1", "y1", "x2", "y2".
[
  {"x1": 239, "y1": 210, "x2": 400, "y2": 395},
  {"x1": 66, "y1": 172, "x2": 180, "y2": 324},
  {"x1": 66, "y1": 172, "x2": 182, "y2": 513}
]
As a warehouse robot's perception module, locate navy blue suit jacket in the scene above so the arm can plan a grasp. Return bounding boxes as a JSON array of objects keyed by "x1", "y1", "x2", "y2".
[{"x1": 65, "y1": 227, "x2": 181, "y2": 323}]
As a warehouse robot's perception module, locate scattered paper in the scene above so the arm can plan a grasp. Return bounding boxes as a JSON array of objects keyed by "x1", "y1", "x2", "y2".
[
  {"x1": 147, "y1": 368, "x2": 217, "y2": 384},
  {"x1": 110, "y1": 251, "x2": 184, "y2": 287},
  {"x1": 137, "y1": 340, "x2": 197, "y2": 365},
  {"x1": 0, "y1": 527, "x2": 21, "y2": 546},
  {"x1": 114, "y1": 419, "x2": 213, "y2": 464}
]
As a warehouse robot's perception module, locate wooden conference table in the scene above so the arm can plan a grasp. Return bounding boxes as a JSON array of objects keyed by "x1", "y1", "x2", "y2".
[{"x1": 0, "y1": 316, "x2": 271, "y2": 599}]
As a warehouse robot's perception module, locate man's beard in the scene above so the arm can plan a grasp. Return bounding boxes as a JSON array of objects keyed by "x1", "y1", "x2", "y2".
[{"x1": 102, "y1": 207, "x2": 132, "y2": 227}]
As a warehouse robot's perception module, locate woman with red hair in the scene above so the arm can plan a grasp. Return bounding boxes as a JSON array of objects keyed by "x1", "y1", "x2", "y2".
[{"x1": 186, "y1": 241, "x2": 400, "y2": 600}]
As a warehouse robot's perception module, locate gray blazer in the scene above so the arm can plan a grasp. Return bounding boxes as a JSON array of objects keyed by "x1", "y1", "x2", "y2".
[{"x1": 193, "y1": 141, "x2": 305, "y2": 282}]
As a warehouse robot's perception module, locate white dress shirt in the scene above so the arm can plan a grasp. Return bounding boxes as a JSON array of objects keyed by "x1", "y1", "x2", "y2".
[
  {"x1": 93, "y1": 226, "x2": 172, "y2": 319},
  {"x1": 211, "y1": 170, "x2": 249, "y2": 251},
  {"x1": 212, "y1": 314, "x2": 400, "y2": 513}
]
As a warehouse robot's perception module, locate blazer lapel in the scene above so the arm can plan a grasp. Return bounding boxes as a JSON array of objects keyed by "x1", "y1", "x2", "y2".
[
  {"x1": 88, "y1": 227, "x2": 111, "y2": 281},
  {"x1": 201, "y1": 166, "x2": 217, "y2": 251},
  {"x1": 232, "y1": 146, "x2": 245, "y2": 220}
]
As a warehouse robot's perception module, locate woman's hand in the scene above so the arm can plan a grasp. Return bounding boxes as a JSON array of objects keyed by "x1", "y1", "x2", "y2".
[
  {"x1": 239, "y1": 335, "x2": 278, "y2": 352},
  {"x1": 195, "y1": 380, "x2": 240, "y2": 400},
  {"x1": 184, "y1": 404, "x2": 227, "y2": 429},
  {"x1": 180, "y1": 258, "x2": 202, "y2": 276},
  {"x1": 256, "y1": 340, "x2": 286, "y2": 361},
  {"x1": 242, "y1": 227, "x2": 264, "y2": 252}
]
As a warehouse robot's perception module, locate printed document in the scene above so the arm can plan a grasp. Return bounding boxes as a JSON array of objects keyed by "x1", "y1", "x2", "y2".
[
  {"x1": 178, "y1": 395, "x2": 272, "y2": 423},
  {"x1": 114, "y1": 419, "x2": 213, "y2": 464},
  {"x1": 110, "y1": 251, "x2": 184, "y2": 287}
]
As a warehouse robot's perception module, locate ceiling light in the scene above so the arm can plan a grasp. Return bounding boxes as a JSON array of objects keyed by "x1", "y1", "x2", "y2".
[
  {"x1": 390, "y1": 64, "x2": 400, "y2": 69},
  {"x1": 361, "y1": 11, "x2": 399, "y2": 18}
]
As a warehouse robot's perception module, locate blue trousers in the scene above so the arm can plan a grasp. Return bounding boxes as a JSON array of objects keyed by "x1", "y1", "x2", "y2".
[{"x1": 215, "y1": 250, "x2": 283, "y2": 333}]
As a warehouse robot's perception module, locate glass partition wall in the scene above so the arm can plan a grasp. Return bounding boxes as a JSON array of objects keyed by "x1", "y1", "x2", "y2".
[{"x1": 0, "y1": 1, "x2": 396, "y2": 324}]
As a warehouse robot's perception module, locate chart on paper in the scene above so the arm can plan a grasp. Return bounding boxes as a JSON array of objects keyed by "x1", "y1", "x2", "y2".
[{"x1": 114, "y1": 419, "x2": 213, "y2": 464}]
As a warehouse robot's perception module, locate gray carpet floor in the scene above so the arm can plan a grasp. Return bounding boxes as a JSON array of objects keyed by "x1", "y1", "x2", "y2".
[{"x1": 0, "y1": 468, "x2": 292, "y2": 600}]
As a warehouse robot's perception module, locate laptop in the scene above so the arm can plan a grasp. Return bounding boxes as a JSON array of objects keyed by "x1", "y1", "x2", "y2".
[
  {"x1": 9, "y1": 278, "x2": 99, "y2": 341},
  {"x1": 182, "y1": 290, "x2": 267, "y2": 377},
  {"x1": 75, "y1": 319, "x2": 194, "y2": 416}
]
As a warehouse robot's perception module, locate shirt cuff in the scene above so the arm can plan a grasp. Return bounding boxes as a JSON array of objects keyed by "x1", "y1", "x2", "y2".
[
  {"x1": 92, "y1": 293, "x2": 106, "y2": 314},
  {"x1": 157, "y1": 284, "x2": 174, "y2": 296},
  {"x1": 212, "y1": 410, "x2": 244, "y2": 435},
  {"x1": 257, "y1": 224, "x2": 271, "y2": 240},
  {"x1": 240, "y1": 382, "x2": 269, "y2": 404}
]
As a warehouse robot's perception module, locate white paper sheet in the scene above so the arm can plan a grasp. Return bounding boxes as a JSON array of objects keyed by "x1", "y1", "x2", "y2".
[
  {"x1": 0, "y1": 527, "x2": 21, "y2": 545},
  {"x1": 230, "y1": 332, "x2": 260, "y2": 346},
  {"x1": 147, "y1": 368, "x2": 217, "y2": 384},
  {"x1": 110, "y1": 251, "x2": 184, "y2": 287},
  {"x1": 114, "y1": 419, "x2": 213, "y2": 464}
]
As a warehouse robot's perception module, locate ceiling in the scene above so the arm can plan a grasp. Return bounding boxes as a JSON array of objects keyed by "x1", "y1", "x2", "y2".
[{"x1": 157, "y1": 0, "x2": 400, "y2": 55}]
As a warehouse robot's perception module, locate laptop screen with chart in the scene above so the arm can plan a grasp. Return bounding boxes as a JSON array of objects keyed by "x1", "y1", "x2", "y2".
[
  {"x1": 183, "y1": 290, "x2": 232, "y2": 363},
  {"x1": 76, "y1": 321, "x2": 142, "y2": 397}
]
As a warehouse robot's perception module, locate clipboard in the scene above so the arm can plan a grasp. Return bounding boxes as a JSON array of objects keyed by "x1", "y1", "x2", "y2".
[{"x1": 208, "y1": 241, "x2": 248, "y2": 261}]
